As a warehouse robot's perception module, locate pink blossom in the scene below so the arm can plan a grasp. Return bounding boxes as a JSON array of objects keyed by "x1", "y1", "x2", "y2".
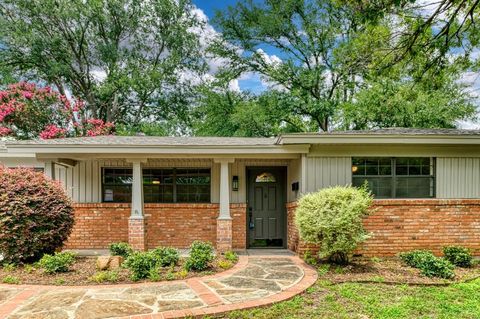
[
  {"x1": 22, "y1": 91, "x2": 34, "y2": 99},
  {"x1": 39, "y1": 125, "x2": 67, "y2": 139},
  {"x1": 0, "y1": 127, "x2": 12, "y2": 136}
]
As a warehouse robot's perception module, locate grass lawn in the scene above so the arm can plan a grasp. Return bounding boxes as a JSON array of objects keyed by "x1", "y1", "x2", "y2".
[{"x1": 216, "y1": 277, "x2": 480, "y2": 319}]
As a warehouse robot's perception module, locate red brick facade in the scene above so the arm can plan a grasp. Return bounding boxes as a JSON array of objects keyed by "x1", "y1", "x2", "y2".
[
  {"x1": 287, "y1": 199, "x2": 480, "y2": 257},
  {"x1": 65, "y1": 203, "x2": 130, "y2": 249},
  {"x1": 65, "y1": 203, "x2": 247, "y2": 250}
]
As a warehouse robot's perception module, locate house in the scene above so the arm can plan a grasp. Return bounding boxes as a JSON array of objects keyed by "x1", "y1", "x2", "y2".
[{"x1": 1, "y1": 128, "x2": 480, "y2": 256}]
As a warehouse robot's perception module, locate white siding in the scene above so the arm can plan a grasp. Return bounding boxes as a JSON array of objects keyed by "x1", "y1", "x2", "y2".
[
  {"x1": 304, "y1": 157, "x2": 351, "y2": 193},
  {"x1": 436, "y1": 158, "x2": 480, "y2": 198}
]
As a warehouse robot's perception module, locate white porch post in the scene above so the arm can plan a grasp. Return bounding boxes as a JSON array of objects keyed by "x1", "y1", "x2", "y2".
[
  {"x1": 214, "y1": 158, "x2": 235, "y2": 252},
  {"x1": 130, "y1": 160, "x2": 144, "y2": 218},
  {"x1": 44, "y1": 161, "x2": 56, "y2": 180},
  {"x1": 126, "y1": 159, "x2": 147, "y2": 251}
]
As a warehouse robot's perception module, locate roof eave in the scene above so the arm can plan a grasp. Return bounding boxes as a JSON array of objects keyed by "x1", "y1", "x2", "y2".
[{"x1": 277, "y1": 134, "x2": 480, "y2": 145}]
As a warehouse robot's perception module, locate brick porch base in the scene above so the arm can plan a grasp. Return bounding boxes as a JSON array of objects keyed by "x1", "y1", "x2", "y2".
[{"x1": 65, "y1": 203, "x2": 247, "y2": 251}]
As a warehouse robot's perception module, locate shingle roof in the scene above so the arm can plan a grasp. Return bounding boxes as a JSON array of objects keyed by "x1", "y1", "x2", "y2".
[
  {"x1": 287, "y1": 128, "x2": 480, "y2": 136},
  {"x1": 7, "y1": 135, "x2": 276, "y2": 146}
]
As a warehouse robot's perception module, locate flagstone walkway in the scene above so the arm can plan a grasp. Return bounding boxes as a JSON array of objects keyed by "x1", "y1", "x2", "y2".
[{"x1": 0, "y1": 256, "x2": 317, "y2": 319}]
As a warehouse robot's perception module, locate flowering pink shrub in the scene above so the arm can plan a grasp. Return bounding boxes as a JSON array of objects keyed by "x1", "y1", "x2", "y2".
[
  {"x1": 0, "y1": 82, "x2": 115, "y2": 139},
  {"x1": 0, "y1": 167, "x2": 75, "y2": 263}
]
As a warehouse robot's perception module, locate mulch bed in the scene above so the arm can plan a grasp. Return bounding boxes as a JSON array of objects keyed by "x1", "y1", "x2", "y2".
[
  {"x1": 315, "y1": 258, "x2": 480, "y2": 285},
  {"x1": 0, "y1": 256, "x2": 236, "y2": 286}
]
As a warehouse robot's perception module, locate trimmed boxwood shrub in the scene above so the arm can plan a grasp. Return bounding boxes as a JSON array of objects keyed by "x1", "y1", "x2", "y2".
[
  {"x1": 399, "y1": 250, "x2": 435, "y2": 268},
  {"x1": 109, "y1": 242, "x2": 133, "y2": 259},
  {"x1": 443, "y1": 246, "x2": 473, "y2": 268},
  {"x1": 295, "y1": 186, "x2": 373, "y2": 264},
  {"x1": 399, "y1": 250, "x2": 455, "y2": 279},
  {"x1": 124, "y1": 251, "x2": 157, "y2": 281},
  {"x1": 0, "y1": 167, "x2": 75, "y2": 263},
  {"x1": 38, "y1": 251, "x2": 76, "y2": 274},
  {"x1": 185, "y1": 241, "x2": 215, "y2": 271},
  {"x1": 151, "y1": 247, "x2": 179, "y2": 267}
]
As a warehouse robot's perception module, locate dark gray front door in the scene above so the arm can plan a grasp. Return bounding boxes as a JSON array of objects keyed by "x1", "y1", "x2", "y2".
[{"x1": 247, "y1": 167, "x2": 286, "y2": 248}]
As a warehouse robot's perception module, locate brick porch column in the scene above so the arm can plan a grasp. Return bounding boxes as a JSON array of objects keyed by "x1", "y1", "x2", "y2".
[
  {"x1": 127, "y1": 159, "x2": 147, "y2": 251},
  {"x1": 214, "y1": 158, "x2": 235, "y2": 252}
]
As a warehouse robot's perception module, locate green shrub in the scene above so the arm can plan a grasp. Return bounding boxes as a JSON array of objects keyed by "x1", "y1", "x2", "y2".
[
  {"x1": 2, "y1": 275, "x2": 20, "y2": 284},
  {"x1": 0, "y1": 168, "x2": 74, "y2": 263},
  {"x1": 295, "y1": 186, "x2": 373, "y2": 264},
  {"x1": 124, "y1": 251, "x2": 156, "y2": 281},
  {"x1": 419, "y1": 256, "x2": 455, "y2": 279},
  {"x1": 89, "y1": 271, "x2": 119, "y2": 283},
  {"x1": 151, "y1": 247, "x2": 179, "y2": 267},
  {"x1": 399, "y1": 250, "x2": 435, "y2": 268},
  {"x1": 2, "y1": 263, "x2": 16, "y2": 272},
  {"x1": 223, "y1": 250, "x2": 238, "y2": 262},
  {"x1": 443, "y1": 246, "x2": 473, "y2": 268},
  {"x1": 38, "y1": 251, "x2": 76, "y2": 274},
  {"x1": 218, "y1": 260, "x2": 233, "y2": 269},
  {"x1": 109, "y1": 242, "x2": 133, "y2": 259},
  {"x1": 399, "y1": 250, "x2": 455, "y2": 279},
  {"x1": 184, "y1": 241, "x2": 215, "y2": 271}
]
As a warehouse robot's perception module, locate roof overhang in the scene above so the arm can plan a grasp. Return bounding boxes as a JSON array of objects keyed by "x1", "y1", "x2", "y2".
[
  {"x1": 4, "y1": 143, "x2": 310, "y2": 160},
  {"x1": 276, "y1": 134, "x2": 480, "y2": 145}
]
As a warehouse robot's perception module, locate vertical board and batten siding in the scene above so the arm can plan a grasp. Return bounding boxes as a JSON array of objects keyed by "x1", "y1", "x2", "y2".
[
  {"x1": 51, "y1": 158, "x2": 297, "y2": 204},
  {"x1": 304, "y1": 156, "x2": 351, "y2": 193},
  {"x1": 436, "y1": 158, "x2": 480, "y2": 198}
]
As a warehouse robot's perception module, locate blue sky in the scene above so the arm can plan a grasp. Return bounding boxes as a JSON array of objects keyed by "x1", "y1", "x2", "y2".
[{"x1": 192, "y1": 0, "x2": 268, "y2": 93}]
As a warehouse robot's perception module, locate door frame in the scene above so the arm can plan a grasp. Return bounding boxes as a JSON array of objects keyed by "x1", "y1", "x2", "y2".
[{"x1": 245, "y1": 166, "x2": 288, "y2": 249}]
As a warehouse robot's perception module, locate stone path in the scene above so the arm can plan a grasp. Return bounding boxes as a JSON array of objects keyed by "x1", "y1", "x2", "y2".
[{"x1": 0, "y1": 256, "x2": 317, "y2": 319}]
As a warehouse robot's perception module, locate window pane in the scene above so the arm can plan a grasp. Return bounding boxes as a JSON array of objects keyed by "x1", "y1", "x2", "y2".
[
  {"x1": 395, "y1": 158, "x2": 432, "y2": 176},
  {"x1": 352, "y1": 177, "x2": 392, "y2": 198},
  {"x1": 103, "y1": 168, "x2": 133, "y2": 202},
  {"x1": 175, "y1": 169, "x2": 210, "y2": 203},
  {"x1": 396, "y1": 177, "x2": 433, "y2": 198}
]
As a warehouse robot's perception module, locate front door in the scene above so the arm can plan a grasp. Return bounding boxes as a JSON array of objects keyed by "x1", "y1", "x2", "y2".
[{"x1": 247, "y1": 167, "x2": 286, "y2": 248}]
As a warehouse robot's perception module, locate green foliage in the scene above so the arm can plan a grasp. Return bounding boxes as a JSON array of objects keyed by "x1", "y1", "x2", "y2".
[
  {"x1": 2, "y1": 263, "x2": 15, "y2": 272},
  {"x1": 89, "y1": 271, "x2": 119, "y2": 283},
  {"x1": 223, "y1": 250, "x2": 238, "y2": 263},
  {"x1": 211, "y1": 0, "x2": 477, "y2": 133},
  {"x1": 399, "y1": 250, "x2": 435, "y2": 268},
  {"x1": 109, "y1": 242, "x2": 133, "y2": 259},
  {"x1": 124, "y1": 251, "x2": 157, "y2": 281},
  {"x1": 2, "y1": 275, "x2": 20, "y2": 284},
  {"x1": 218, "y1": 260, "x2": 233, "y2": 270},
  {"x1": 340, "y1": 76, "x2": 476, "y2": 129},
  {"x1": 295, "y1": 186, "x2": 373, "y2": 264},
  {"x1": 0, "y1": 0, "x2": 207, "y2": 131},
  {"x1": 0, "y1": 167, "x2": 75, "y2": 264},
  {"x1": 184, "y1": 241, "x2": 215, "y2": 271},
  {"x1": 303, "y1": 250, "x2": 318, "y2": 266},
  {"x1": 150, "y1": 247, "x2": 179, "y2": 267},
  {"x1": 443, "y1": 246, "x2": 473, "y2": 268},
  {"x1": 38, "y1": 252, "x2": 77, "y2": 274},
  {"x1": 399, "y1": 250, "x2": 455, "y2": 279}
]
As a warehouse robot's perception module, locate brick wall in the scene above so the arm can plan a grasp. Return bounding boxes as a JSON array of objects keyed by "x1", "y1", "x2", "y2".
[
  {"x1": 65, "y1": 203, "x2": 247, "y2": 250},
  {"x1": 144, "y1": 203, "x2": 218, "y2": 249},
  {"x1": 65, "y1": 203, "x2": 130, "y2": 249},
  {"x1": 287, "y1": 199, "x2": 480, "y2": 257},
  {"x1": 231, "y1": 204, "x2": 247, "y2": 249}
]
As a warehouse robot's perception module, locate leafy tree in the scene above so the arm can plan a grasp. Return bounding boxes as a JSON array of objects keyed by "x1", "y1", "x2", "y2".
[
  {"x1": 0, "y1": 0, "x2": 207, "y2": 133},
  {"x1": 193, "y1": 84, "x2": 307, "y2": 137},
  {"x1": 339, "y1": 0, "x2": 480, "y2": 72},
  {"x1": 0, "y1": 82, "x2": 114, "y2": 139},
  {"x1": 213, "y1": 0, "x2": 477, "y2": 132}
]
